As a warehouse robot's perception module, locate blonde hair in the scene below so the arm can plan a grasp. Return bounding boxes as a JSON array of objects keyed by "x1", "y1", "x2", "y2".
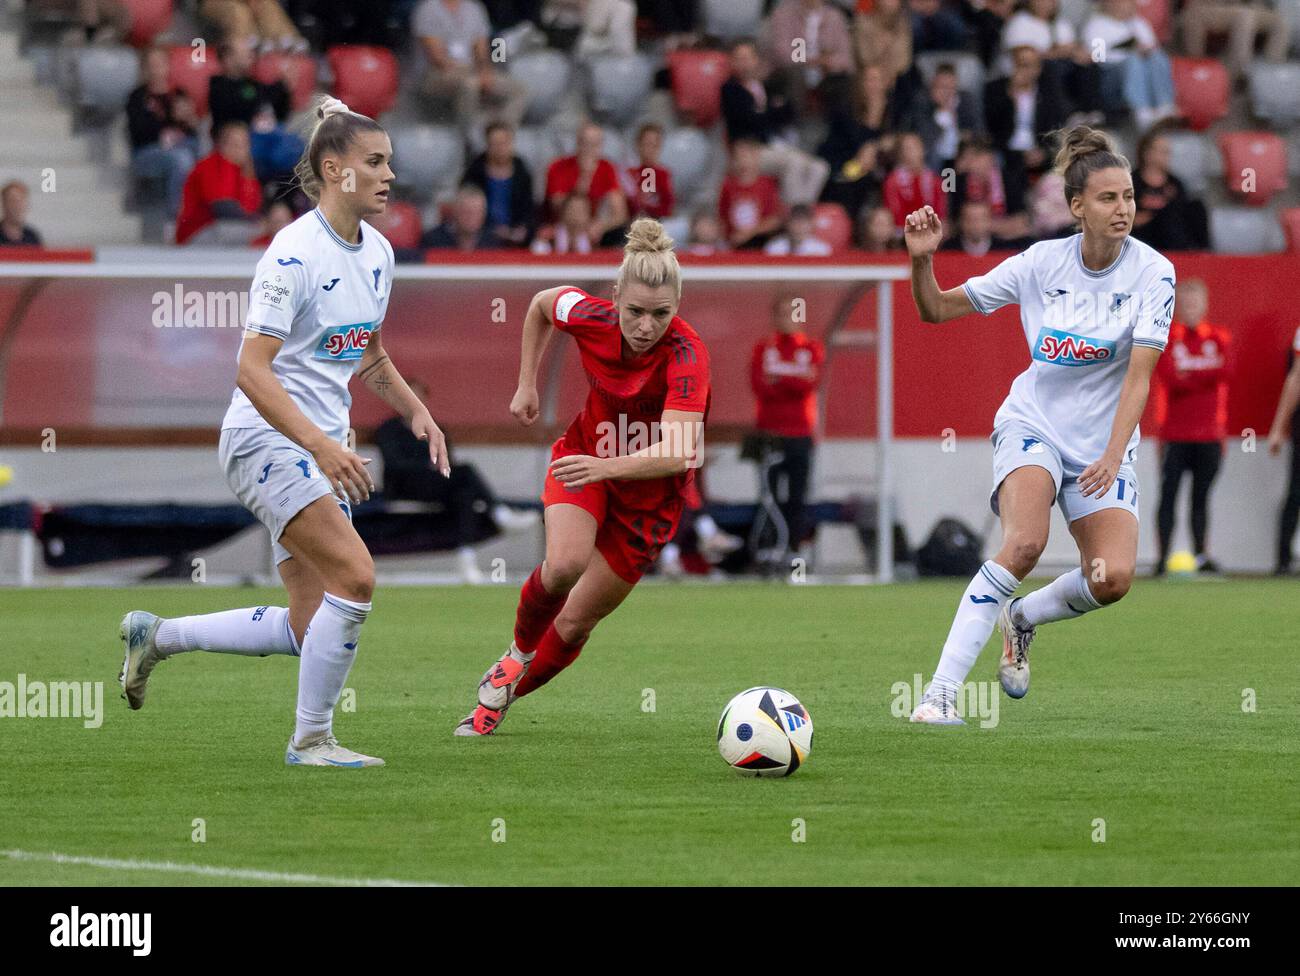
[
  {"x1": 292, "y1": 95, "x2": 385, "y2": 203},
  {"x1": 1051, "y1": 124, "x2": 1130, "y2": 206},
  {"x1": 617, "y1": 217, "x2": 681, "y2": 300}
]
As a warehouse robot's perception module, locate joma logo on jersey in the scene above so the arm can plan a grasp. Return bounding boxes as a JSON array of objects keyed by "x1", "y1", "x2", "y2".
[
  {"x1": 314, "y1": 323, "x2": 373, "y2": 361},
  {"x1": 1033, "y1": 327, "x2": 1116, "y2": 367}
]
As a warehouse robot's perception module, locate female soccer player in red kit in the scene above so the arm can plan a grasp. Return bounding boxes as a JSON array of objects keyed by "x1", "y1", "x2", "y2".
[{"x1": 455, "y1": 218, "x2": 710, "y2": 736}]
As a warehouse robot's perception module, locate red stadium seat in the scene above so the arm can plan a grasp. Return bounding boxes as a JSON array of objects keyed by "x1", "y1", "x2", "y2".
[
  {"x1": 1281, "y1": 208, "x2": 1300, "y2": 253},
  {"x1": 1172, "y1": 58, "x2": 1229, "y2": 132},
  {"x1": 122, "y1": 0, "x2": 173, "y2": 47},
  {"x1": 371, "y1": 201, "x2": 423, "y2": 250},
  {"x1": 1218, "y1": 131, "x2": 1288, "y2": 206},
  {"x1": 667, "y1": 50, "x2": 729, "y2": 128},
  {"x1": 1135, "y1": 0, "x2": 1172, "y2": 45},
  {"x1": 253, "y1": 52, "x2": 317, "y2": 112},
  {"x1": 812, "y1": 203, "x2": 852, "y2": 252},
  {"x1": 326, "y1": 45, "x2": 399, "y2": 119},
  {"x1": 168, "y1": 43, "x2": 223, "y2": 118}
]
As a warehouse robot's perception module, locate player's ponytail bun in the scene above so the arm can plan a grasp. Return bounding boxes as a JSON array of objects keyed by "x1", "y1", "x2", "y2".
[
  {"x1": 1050, "y1": 124, "x2": 1131, "y2": 206},
  {"x1": 293, "y1": 94, "x2": 386, "y2": 203},
  {"x1": 618, "y1": 217, "x2": 682, "y2": 299}
]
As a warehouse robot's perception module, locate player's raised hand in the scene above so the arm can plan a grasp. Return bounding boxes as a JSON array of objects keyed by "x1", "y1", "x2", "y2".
[
  {"x1": 903, "y1": 206, "x2": 943, "y2": 258},
  {"x1": 411, "y1": 412, "x2": 450, "y2": 478},
  {"x1": 312, "y1": 440, "x2": 373, "y2": 505},
  {"x1": 511, "y1": 385, "x2": 540, "y2": 426}
]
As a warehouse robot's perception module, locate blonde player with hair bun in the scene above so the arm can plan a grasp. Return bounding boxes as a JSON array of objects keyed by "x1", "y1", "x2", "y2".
[
  {"x1": 118, "y1": 96, "x2": 450, "y2": 767},
  {"x1": 903, "y1": 124, "x2": 1176, "y2": 724},
  {"x1": 454, "y1": 217, "x2": 712, "y2": 736}
]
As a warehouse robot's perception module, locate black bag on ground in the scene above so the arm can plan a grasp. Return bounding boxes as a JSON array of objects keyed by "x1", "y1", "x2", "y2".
[{"x1": 916, "y1": 518, "x2": 985, "y2": 577}]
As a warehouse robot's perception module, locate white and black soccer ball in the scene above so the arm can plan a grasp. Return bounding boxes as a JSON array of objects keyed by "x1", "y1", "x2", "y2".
[{"x1": 717, "y1": 687, "x2": 813, "y2": 777}]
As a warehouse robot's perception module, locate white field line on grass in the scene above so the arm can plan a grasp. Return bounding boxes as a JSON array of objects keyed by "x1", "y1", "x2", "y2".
[{"x1": 1, "y1": 849, "x2": 450, "y2": 887}]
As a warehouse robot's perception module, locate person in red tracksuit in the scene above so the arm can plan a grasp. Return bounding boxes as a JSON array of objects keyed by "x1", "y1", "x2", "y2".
[
  {"x1": 1153, "y1": 278, "x2": 1230, "y2": 574},
  {"x1": 750, "y1": 294, "x2": 825, "y2": 563}
]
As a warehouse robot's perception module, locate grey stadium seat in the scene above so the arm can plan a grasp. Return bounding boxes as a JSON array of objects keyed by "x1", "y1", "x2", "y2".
[
  {"x1": 659, "y1": 127, "x2": 715, "y2": 201},
  {"x1": 509, "y1": 50, "x2": 572, "y2": 124},
  {"x1": 75, "y1": 45, "x2": 137, "y2": 111},
  {"x1": 1247, "y1": 62, "x2": 1300, "y2": 125},
  {"x1": 702, "y1": 0, "x2": 763, "y2": 41},
  {"x1": 1209, "y1": 207, "x2": 1286, "y2": 254},
  {"x1": 1162, "y1": 131, "x2": 1219, "y2": 197},
  {"x1": 390, "y1": 125, "x2": 465, "y2": 202},
  {"x1": 586, "y1": 54, "x2": 655, "y2": 127}
]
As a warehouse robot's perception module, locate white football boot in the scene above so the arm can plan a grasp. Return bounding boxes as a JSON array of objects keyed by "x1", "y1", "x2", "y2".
[
  {"x1": 454, "y1": 642, "x2": 534, "y2": 736},
  {"x1": 909, "y1": 684, "x2": 965, "y2": 725},
  {"x1": 997, "y1": 599, "x2": 1034, "y2": 699},
  {"x1": 285, "y1": 733, "x2": 385, "y2": 767},
  {"x1": 118, "y1": 611, "x2": 164, "y2": 710}
]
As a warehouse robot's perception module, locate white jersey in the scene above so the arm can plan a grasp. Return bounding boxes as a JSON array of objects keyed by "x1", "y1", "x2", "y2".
[
  {"x1": 221, "y1": 208, "x2": 395, "y2": 444},
  {"x1": 962, "y1": 234, "x2": 1175, "y2": 472}
]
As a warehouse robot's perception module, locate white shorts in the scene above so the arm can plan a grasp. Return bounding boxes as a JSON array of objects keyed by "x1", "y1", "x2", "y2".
[
  {"x1": 219, "y1": 427, "x2": 351, "y2": 564},
  {"x1": 989, "y1": 423, "x2": 1140, "y2": 524}
]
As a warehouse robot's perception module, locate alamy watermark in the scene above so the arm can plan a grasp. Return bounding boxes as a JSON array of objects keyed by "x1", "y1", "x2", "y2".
[{"x1": 0, "y1": 674, "x2": 103, "y2": 729}]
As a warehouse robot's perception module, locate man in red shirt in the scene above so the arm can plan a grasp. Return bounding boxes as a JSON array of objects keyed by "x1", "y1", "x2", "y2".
[
  {"x1": 750, "y1": 292, "x2": 825, "y2": 566},
  {"x1": 544, "y1": 121, "x2": 628, "y2": 247},
  {"x1": 175, "y1": 122, "x2": 264, "y2": 245},
  {"x1": 1154, "y1": 278, "x2": 1230, "y2": 574},
  {"x1": 621, "y1": 123, "x2": 675, "y2": 221},
  {"x1": 719, "y1": 138, "x2": 785, "y2": 250}
]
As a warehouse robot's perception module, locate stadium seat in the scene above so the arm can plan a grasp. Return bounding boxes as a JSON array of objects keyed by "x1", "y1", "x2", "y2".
[
  {"x1": 667, "y1": 50, "x2": 729, "y2": 127},
  {"x1": 168, "y1": 43, "x2": 223, "y2": 118},
  {"x1": 122, "y1": 0, "x2": 173, "y2": 47},
  {"x1": 74, "y1": 46, "x2": 138, "y2": 111},
  {"x1": 371, "y1": 200, "x2": 423, "y2": 249},
  {"x1": 1218, "y1": 131, "x2": 1288, "y2": 206},
  {"x1": 813, "y1": 203, "x2": 853, "y2": 252},
  {"x1": 1209, "y1": 207, "x2": 1286, "y2": 253},
  {"x1": 390, "y1": 125, "x2": 464, "y2": 203},
  {"x1": 512, "y1": 126, "x2": 554, "y2": 201},
  {"x1": 1135, "y1": 0, "x2": 1172, "y2": 44},
  {"x1": 253, "y1": 52, "x2": 317, "y2": 112},
  {"x1": 508, "y1": 50, "x2": 572, "y2": 124},
  {"x1": 659, "y1": 127, "x2": 715, "y2": 201},
  {"x1": 1171, "y1": 58, "x2": 1229, "y2": 131},
  {"x1": 701, "y1": 0, "x2": 763, "y2": 40},
  {"x1": 1247, "y1": 62, "x2": 1300, "y2": 126},
  {"x1": 586, "y1": 55, "x2": 655, "y2": 127},
  {"x1": 1163, "y1": 130, "x2": 1218, "y2": 196},
  {"x1": 326, "y1": 45, "x2": 398, "y2": 119},
  {"x1": 1282, "y1": 208, "x2": 1300, "y2": 252}
]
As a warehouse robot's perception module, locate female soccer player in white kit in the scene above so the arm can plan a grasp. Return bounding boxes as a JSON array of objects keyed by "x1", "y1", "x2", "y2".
[
  {"x1": 117, "y1": 97, "x2": 449, "y2": 765},
  {"x1": 905, "y1": 126, "x2": 1176, "y2": 724}
]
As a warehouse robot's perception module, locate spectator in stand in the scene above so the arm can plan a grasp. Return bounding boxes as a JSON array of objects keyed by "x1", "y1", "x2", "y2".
[
  {"x1": 958, "y1": 0, "x2": 1015, "y2": 68},
  {"x1": 126, "y1": 46, "x2": 200, "y2": 217},
  {"x1": 820, "y1": 138, "x2": 884, "y2": 220},
  {"x1": 421, "y1": 184, "x2": 497, "y2": 250},
  {"x1": 414, "y1": 0, "x2": 529, "y2": 138},
  {"x1": 209, "y1": 40, "x2": 304, "y2": 185},
  {"x1": 949, "y1": 137, "x2": 1006, "y2": 220},
  {"x1": 175, "y1": 121, "x2": 264, "y2": 245},
  {"x1": 462, "y1": 122, "x2": 537, "y2": 247},
  {"x1": 984, "y1": 45, "x2": 1069, "y2": 213},
  {"x1": 1152, "y1": 278, "x2": 1230, "y2": 575},
  {"x1": 1000, "y1": 0, "x2": 1103, "y2": 117},
  {"x1": 940, "y1": 199, "x2": 1033, "y2": 254},
  {"x1": 750, "y1": 293, "x2": 826, "y2": 563},
  {"x1": 855, "y1": 0, "x2": 913, "y2": 88},
  {"x1": 899, "y1": 62, "x2": 982, "y2": 171},
  {"x1": 1266, "y1": 326, "x2": 1300, "y2": 575},
  {"x1": 545, "y1": 121, "x2": 629, "y2": 246},
  {"x1": 883, "y1": 132, "x2": 947, "y2": 228},
  {"x1": 1081, "y1": 0, "x2": 1176, "y2": 130},
  {"x1": 1181, "y1": 0, "x2": 1290, "y2": 82},
  {"x1": 305, "y1": 0, "x2": 397, "y2": 47},
  {"x1": 57, "y1": 0, "x2": 130, "y2": 46},
  {"x1": 766, "y1": 0, "x2": 856, "y2": 117},
  {"x1": 909, "y1": 0, "x2": 971, "y2": 53},
  {"x1": 0, "y1": 181, "x2": 42, "y2": 247},
  {"x1": 721, "y1": 39, "x2": 830, "y2": 207},
  {"x1": 686, "y1": 208, "x2": 728, "y2": 255},
  {"x1": 819, "y1": 64, "x2": 905, "y2": 174},
  {"x1": 1131, "y1": 124, "x2": 1209, "y2": 252},
  {"x1": 198, "y1": 0, "x2": 305, "y2": 51},
  {"x1": 483, "y1": 0, "x2": 544, "y2": 30},
  {"x1": 532, "y1": 192, "x2": 595, "y2": 253},
  {"x1": 249, "y1": 197, "x2": 293, "y2": 247},
  {"x1": 622, "y1": 123, "x2": 675, "y2": 220},
  {"x1": 718, "y1": 138, "x2": 786, "y2": 250},
  {"x1": 764, "y1": 203, "x2": 834, "y2": 255},
  {"x1": 858, "y1": 203, "x2": 899, "y2": 251},
  {"x1": 637, "y1": 0, "x2": 699, "y2": 48},
  {"x1": 539, "y1": 0, "x2": 636, "y2": 60}
]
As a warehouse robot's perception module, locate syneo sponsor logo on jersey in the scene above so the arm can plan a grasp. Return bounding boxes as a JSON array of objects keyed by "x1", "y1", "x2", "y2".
[
  {"x1": 313, "y1": 323, "x2": 373, "y2": 361},
  {"x1": 1032, "y1": 326, "x2": 1117, "y2": 367}
]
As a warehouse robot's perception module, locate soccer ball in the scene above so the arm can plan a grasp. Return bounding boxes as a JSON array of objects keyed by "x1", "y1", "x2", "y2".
[{"x1": 717, "y1": 687, "x2": 813, "y2": 777}]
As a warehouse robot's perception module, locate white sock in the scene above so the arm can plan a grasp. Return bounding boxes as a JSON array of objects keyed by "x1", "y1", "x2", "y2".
[
  {"x1": 932, "y1": 560, "x2": 1021, "y2": 694},
  {"x1": 1013, "y1": 568, "x2": 1101, "y2": 628},
  {"x1": 154, "y1": 606, "x2": 297, "y2": 658},
  {"x1": 294, "y1": 593, "x2": 370, "y2": 744}
]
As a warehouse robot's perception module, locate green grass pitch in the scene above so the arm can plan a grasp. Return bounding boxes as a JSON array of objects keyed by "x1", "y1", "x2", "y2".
[{"x1": 1, "y1": 579, "x2": 1296, "y2": 886}]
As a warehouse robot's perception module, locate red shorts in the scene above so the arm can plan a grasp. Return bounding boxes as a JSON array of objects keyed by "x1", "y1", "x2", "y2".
[{"x1": 541, "y1": 439, "x2": 683, "y2": 584}]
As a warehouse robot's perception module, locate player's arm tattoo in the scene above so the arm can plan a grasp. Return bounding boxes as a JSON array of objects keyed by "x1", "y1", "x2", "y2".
[{"x1": 359, "y1": 354, "x2": 392, "y2": 396}]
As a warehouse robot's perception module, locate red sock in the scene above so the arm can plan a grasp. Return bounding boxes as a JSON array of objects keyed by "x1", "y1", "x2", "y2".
[
  {"x1": 515, "y1": 623, "x2": 586, "y2": 698},
  {"x1": 513, "y1": 565, "x2": 567, "y2": 653}
]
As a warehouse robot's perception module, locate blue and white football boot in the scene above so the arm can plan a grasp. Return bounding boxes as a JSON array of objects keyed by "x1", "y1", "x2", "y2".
[
  {"x1": 118, "y1": 611, "x2": 164, "y2": 710},
  {"x1": 285, "y1": 733, "x2": 385, "y2": 767}
]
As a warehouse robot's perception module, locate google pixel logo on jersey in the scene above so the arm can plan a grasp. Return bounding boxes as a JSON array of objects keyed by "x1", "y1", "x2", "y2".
[
  {"x1": 1032, "y1": 327, "x2": 1116, "y2": 367},
  {"x1": 314, "y1": 323, "x2": 373, "y2": 361}
]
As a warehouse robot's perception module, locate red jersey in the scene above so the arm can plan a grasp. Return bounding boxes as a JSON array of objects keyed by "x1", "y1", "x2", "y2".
[
  {"x1": 551, "y1": 287, "x2": 711, "y2": 509},
  {"x1": 545, "y1": 156, "x2": 621, "y2": 213},
  {"x1": 622, "y1": 164, "x2": 675, "y2": 220},
  {"x1": 175, "y1": 151, "x2": 263, "y2": 244},
  {"x1": 718, "y1": 173, "x2": 782, "y2": 239},
  {"x1": 883, "y1": 166, "x2": 947, "y2": 227},
  {"x1": 1154, "y1": 319, "x2": 1230, "y2": 442},
  {"x1": 750, "y1": 331, "x2": 824, "y2": 438}
]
